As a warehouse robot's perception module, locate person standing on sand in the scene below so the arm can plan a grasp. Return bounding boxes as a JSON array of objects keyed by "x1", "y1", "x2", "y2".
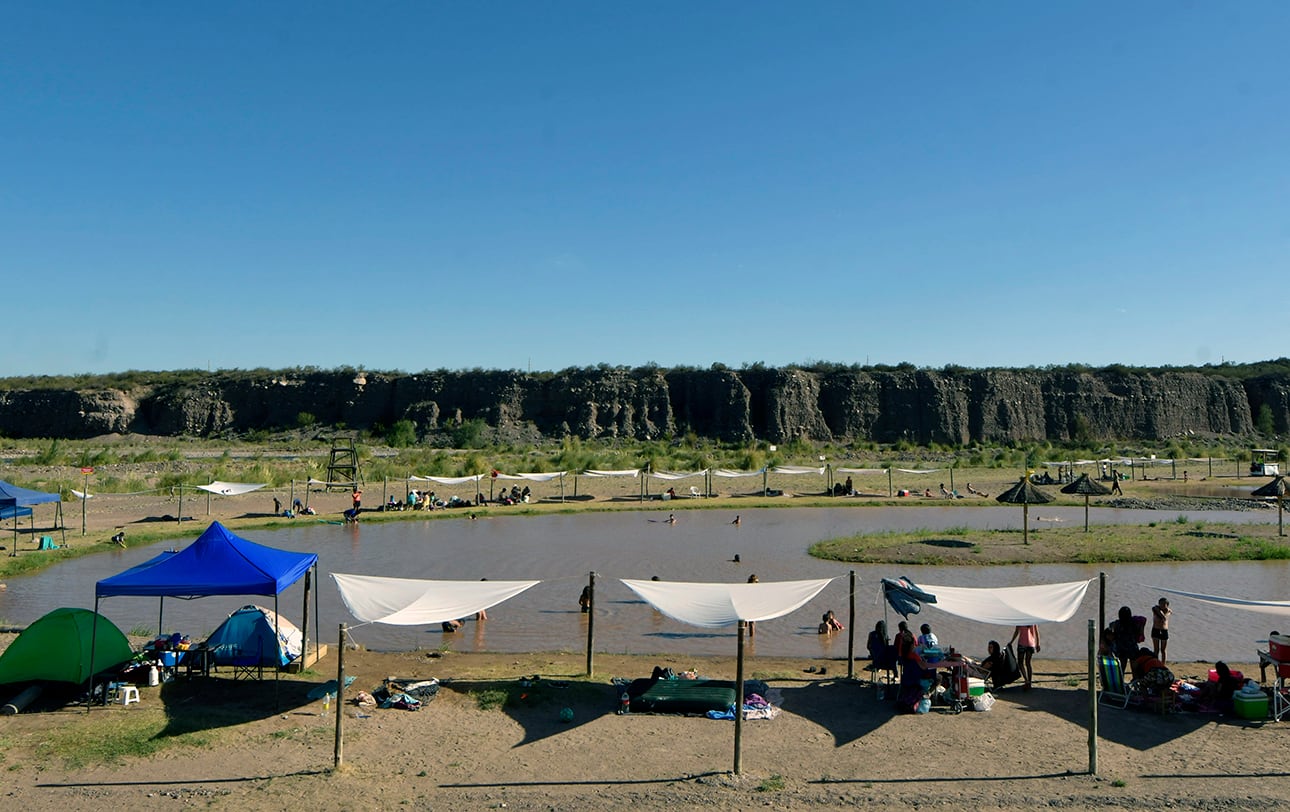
[
  {"x1": 1110, "y1": 474, "x2": 1123, "y2": 496},
  {"x1": 1151, "y1": 597, "x2": 1171, "y2": 662},
  {"x1": 1009, "y1": 624, "x2": 1040, "y2": 690}
]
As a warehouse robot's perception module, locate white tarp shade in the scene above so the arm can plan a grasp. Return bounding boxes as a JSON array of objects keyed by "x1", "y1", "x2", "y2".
[
  {"x1": 834, "y1": 467, "x2": 887, "y2": 475},
  {"x1": 492, "y1": 471, "x2": 566, "y2": 482},
  {"x1": 710, "y1": 468, "x2": 765, "y2": 479},
  {"x1": 621, "y1": 578, "x2": 834, "y2": 628},
  {"x1": 917, "y1": 579, "x2": 1094, "y2": 625},
  {"x1": 332, "y1": 573, "x2": 540, "y2": 625},
  {"x1": 307, "y1": 477, "x2": 356, "y2": 487},
  {"x1": 410, "y1": 474, "x2": 485, "y2": 485},
  {"x1": 772, "y1": 465, "x2": 825, "y2": 475},
  {"x1": 580, "y1": 469, "x2": 640, "y2": 478},
  {"x1": 1147, "y1": 585, "x2": 1290, "y2": 618},
  {"x1": 650, "y1": 470, "x2": 708, "y2": 481},
  {"x1": 196, "y1": 481, "x2": 267, "y2": 496},
  {"x1": 71, "y1": 489, "x2": 93, "y2": 499},
  {"x1": 895, "y1": 468, "x2": 940, "y2": 475}
]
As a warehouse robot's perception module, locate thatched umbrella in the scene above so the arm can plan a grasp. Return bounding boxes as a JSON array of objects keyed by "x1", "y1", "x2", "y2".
[
  {"x1": 1252, "y1": 476, "x2": 1288, "y2": 537},
  {"x1": 996, "y1": 476, "x2": 1054, "y2": 545},
  {"x1": 1061, "y1": 473, "x2": 1112, "y2": 533}
]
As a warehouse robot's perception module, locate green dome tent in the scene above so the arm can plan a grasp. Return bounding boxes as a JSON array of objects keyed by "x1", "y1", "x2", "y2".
[{"x1": 0, "y1": 607, "x2": 133, "y2": 686}]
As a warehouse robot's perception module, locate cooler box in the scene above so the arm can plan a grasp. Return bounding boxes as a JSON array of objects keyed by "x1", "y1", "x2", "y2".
[
  {"x1": 1270, "y1": 635, "x2": 1290, "y2": 677},
  {"x1": 1233, "y1": 692, "x2": 1268, "y2": 720},
  {"x1": 967, "y1": 678, "x2": 986, "y2": 697},
  {"x1": 157, "y1": 651, "x2": 180, "y2": 667},
  {"x1": 1270, "y1": 634, "x2": 1290, "y2": 661},
  {"x1": 1208, "y1": 668, "x2": 1244, "y2": 682}
]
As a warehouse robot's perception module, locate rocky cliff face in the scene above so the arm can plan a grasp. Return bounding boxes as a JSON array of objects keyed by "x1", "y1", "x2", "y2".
[{"x1": 0, "y1": 366, "x2": 1282, "y2": 444}]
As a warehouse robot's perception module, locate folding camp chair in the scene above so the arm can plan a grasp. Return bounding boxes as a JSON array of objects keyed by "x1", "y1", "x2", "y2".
[
  {"x1": 1097, "y1": 655, "x2": 1137, "y2": 709},
  {"x1": 866, "y1": 644, "x2": 898, "y2": 698},
  {"x1": 212, "y1": 641, "x2": 263, "y2": 681}
]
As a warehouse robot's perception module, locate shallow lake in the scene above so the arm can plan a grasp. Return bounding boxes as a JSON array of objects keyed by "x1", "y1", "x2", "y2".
[{"x1": 2, "y1": 505, "x2": 1284, "y2": 664}]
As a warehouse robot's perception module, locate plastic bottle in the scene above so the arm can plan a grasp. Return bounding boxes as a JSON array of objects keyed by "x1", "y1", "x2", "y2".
[
  {"x1": 323, "y1": 693, "x2": 331, "y2": 713},
  {"x1": 618, "y1": 692, "x2": 630, "y2": 715},
  {"x1": 147, "y1": 664, "x2": 159, "y2": 687}
]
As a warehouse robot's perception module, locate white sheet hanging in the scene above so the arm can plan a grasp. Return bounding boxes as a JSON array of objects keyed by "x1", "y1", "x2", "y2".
[
  {"x1": 1146, "y1": 585, "x2": 1290, "y2": 618},
  {"x1": 621, "y1": 578, "x2": 834, "y2": 628},
  {"x1": 894, "y1": 468, "x2": 940, "y2": 475},
  {"x1": 492, "y1": 471, "x2": 567, "y2": 482},
  {"x1": 649, "y1": 470, "x2": 708, "y2": 481},
  {"x1": 772, "y1": 465, "x2": 826, "y2": 475},
  {"x1": 409, "y1": 474, "x2": 486, "y2": 485},
  {"x1": 71, "y1": 489, "x2": 94, "y2": 499},
  {"x1": 916, "y1": 579, "x2": 1094, "y2": 625},
  {"x1": 196, "y1": 481, "x2": 267, "y2": 496},
  {"x1": 332, "y1": 573, "x2": 540, "y2": 625},
  {"x1": 709, "y1": 468, "x2": 765, "y2": 479},
  {"x1": 580, "y1": 469, "x2": 641, "y2": 478}
]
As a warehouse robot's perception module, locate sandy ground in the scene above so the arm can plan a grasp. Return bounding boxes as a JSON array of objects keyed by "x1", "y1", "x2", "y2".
[
  {"x1": 1, "y1": 649, "x2": 1288, "y2": 811},
  {"x1": 5, "y1": 473, "x2": 1289, "y2": 809}
]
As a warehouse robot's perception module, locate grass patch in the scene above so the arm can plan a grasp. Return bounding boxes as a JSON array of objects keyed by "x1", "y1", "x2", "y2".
[
  {"x1": 811, "y1": 521, "x2": 1290, "y2": 566},
  {"x1": 757, "y1": 773, "x2": 786, "y2": 792},
  {"x1": 37, "y1": 713, "x2": 212, "y2": 769},
  {"x1": 472, "y1": 688, "x2": 511, "y2": 711}
]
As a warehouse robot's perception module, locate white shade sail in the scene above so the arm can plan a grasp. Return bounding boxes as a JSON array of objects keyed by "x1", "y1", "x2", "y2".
[
  {"x1": 649, "y1": 469, "x2": 708, "y2": 481},
  {"x1": 196, "y1": 481, "x2": 267, "y2": 496},
  {"x1": 621, "y1": 578, "x2": 834, "y2": 628},
  {"x1": 409, "y1": 474, "x2": 485, "y2": 485},
  {"x1": 917, "y1": 579, "x2": 1095, "y2": 625},
  {"x1": 332, "y1": 573, "x2": 540, "y2": 626},
  {"x1": 1147, "y1": 585, "x2": 1290, "y2": 618},
  {"x1": 709, "y1": 468, "x2": 765, "y2": 479},
  {"x1": 580, "y1": 469, "x2": 640, "y2": 478},
  {"x1": 492, "y1": 471, "x2": 567, "y2": 482},
  {"x1": 772, "y1": 465, "x2": 825, "y2": 475}
]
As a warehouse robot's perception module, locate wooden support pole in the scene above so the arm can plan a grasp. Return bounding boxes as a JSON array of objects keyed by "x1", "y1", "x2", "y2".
[
  {"x1": 847, "y1": 570, "x2": 856, "y2": 680},
  {"x1": 1088, "y1": 618, "x2": 1098, "y2": 775},
  {"x1": 1098, "y1": 572, "x2": 1106, "y2": 641},
  {"x1": 585, "y1": 571, "x2": 596, "y2": 677},
  {"x1": 334, "y1": 623, "x2": 346, "y2": 769},
  {"x1": 734, "y1": 620, "x2": 746, "y2": 776}
]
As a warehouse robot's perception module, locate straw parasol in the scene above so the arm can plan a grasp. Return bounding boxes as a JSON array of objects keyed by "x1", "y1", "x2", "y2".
[
  {"x1": 1061, "y1": 473, "x2": 1112, "y2": 532},
  {"x1": 1251, "y1": 476, "x2": 1288, "y2": 537},
  {"x1": 996, "y1": 476, "x2": 1054, "y2": 545}
]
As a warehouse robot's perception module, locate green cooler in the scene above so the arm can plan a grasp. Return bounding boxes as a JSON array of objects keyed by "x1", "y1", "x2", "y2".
[{"x1": 1233, "y1": 691, "x2": 1268, "y2": 720}]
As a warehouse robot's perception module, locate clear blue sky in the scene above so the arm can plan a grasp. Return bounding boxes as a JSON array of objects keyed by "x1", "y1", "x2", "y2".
[{"x1": 3, "y1": 3, "x2": 1286, "y2": 377}]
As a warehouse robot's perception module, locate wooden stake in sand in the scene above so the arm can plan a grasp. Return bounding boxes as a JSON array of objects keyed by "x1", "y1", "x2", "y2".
[{"x1": 335, "y1": 623, "x2": 346, "y2": 769}]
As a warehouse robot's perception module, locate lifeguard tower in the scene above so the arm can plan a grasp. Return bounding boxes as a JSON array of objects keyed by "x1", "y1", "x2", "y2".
[
  {"x1": 1250, "y1": 448, "x2": 1281, "y2": 477},
  {"x1": 325, "y1": 435, "x2": 362, "y2": 490}
]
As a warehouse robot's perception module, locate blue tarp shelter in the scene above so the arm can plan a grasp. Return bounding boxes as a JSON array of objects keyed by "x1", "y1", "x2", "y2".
[
  {"x1": 0, "y1": 479, "x2": 64, "y2": 556},
  {"x1": 92, "y1": 522, "x2": 320, "y2": 695}
]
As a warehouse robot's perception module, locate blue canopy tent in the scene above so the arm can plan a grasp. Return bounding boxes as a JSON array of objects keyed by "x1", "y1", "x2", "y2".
[
  {"x1": 0, "y1": 480, "x2": 64, "y2": 557},
  {"x1": 91, "y1": 522, "x2": 320, "y2": 701}
]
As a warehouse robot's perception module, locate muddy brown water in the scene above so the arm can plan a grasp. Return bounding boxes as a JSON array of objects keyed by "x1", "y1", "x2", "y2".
[{"x1": 2, "y1": 506, "x2": 1284, "y2": 664}]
